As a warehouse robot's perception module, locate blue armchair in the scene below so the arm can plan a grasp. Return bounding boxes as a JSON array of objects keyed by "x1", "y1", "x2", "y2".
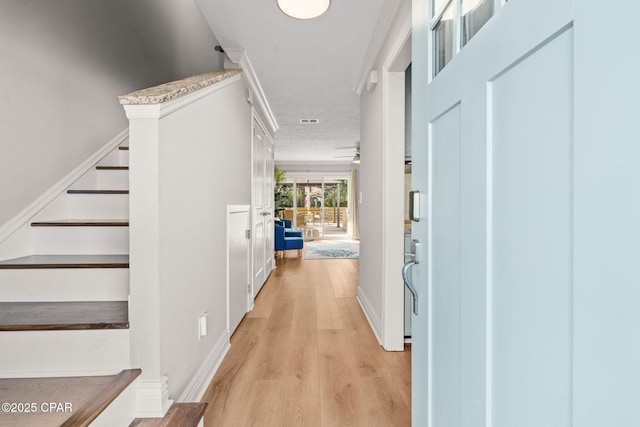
[
  {"x1": 275, "y1": 219, "x2": 303, "y2": 238},
  {"x1": 275, "y1": 224, "x2": 303, "y2": 257}
]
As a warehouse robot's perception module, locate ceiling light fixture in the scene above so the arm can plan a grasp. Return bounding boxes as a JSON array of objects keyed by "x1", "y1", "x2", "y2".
[{"x1": 277, "y1": 0, "x2": 331, "y2": 20}]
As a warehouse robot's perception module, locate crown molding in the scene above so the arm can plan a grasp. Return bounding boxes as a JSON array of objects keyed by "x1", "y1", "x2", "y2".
[
  {"x1": 224, "y1": 49, "x2": 279, "y2": 135},
  {"x1": 354, "y1": 0, "x2": 407, "y2": 95}
]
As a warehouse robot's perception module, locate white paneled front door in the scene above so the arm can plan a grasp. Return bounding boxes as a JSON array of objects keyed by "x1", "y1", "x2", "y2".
[{"x1": 408, "y1": 0, "x2": 640, "y2": 425}]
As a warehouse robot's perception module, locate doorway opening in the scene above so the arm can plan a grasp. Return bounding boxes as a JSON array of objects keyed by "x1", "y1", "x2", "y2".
[{"x1": 277, "y1": 174, "x2": 352, "y2": 240}]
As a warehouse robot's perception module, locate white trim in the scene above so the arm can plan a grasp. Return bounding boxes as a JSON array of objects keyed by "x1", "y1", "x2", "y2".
[
  {"x1": 485, "y1": 80, "x2": 495, "y2": 427},
  {"x1": 354, "y1": 0, "x2": 405, "y2": 95},
  {"x1": 123, "y1": 74, "x2": 242, "y2": 120},
  {"x1": 134, "y1": 376, "x2": 173, "y2": 418},
  {"x1": 178, "y1": 329, "x2": 231, "y2": 402},
  {"x1": 357, "y1": 288, "x2": 383, "y2": 345},
  {"x1": 0, "y1": 129, "x2": 128, "y2": 246},
  {"x1": 225, "y1": 49, "x2": 279, "y2": 134},
  {"x1": 380, "y1": 5, "x2": 412, "y2": 352}
]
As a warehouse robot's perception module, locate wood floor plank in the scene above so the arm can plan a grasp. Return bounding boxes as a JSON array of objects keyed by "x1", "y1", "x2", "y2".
[
  {"x1": 381, "y1": 344, "x2": 412, "y2": 408},
  {"x1": 201, "y1": 257, "x2": 411, "y2": 426},
  {"x1": 337, "y1": 298, "x2": 390, "y2": 378},
  {"x1": 357, "y1": 375, "x2": 411, "y2": 427},
  {"x1": 317, "y1": 329, "x2": 365, "y2": 426}
]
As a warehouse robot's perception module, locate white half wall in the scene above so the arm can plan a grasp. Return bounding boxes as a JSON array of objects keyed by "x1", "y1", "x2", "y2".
[{"x1": 125, "y1": 74, "x2": 252, "y2": 405}]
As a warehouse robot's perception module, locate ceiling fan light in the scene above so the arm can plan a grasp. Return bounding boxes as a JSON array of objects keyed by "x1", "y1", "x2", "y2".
[{"x1": 277, "y1": 0, "x2": 331, "y2": 20}]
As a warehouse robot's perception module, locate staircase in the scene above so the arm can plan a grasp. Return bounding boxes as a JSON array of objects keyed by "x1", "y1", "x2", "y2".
[
  {"x1": 0, "y1": 143, "x2": 131, "y2": 376},
  {"x1": 0, "y1": 141, "x2": 208, "y2": 426},
  {"x1": 0, "y1": 142, "x2": 136, "y2": 425}
]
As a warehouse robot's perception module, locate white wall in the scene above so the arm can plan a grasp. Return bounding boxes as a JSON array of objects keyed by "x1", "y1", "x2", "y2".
[
  {"x1": 0, "y1": 0, "x2": 223, "y2": 227},
  {"x1": 359, "y1": 83, "x2": 385, "y2": 335},
  {"x1": 358, "y1": 0, "x2": 411, "y2": 343},
  {"x1": 158, "y1": 77, "x2": 251, "y2": 398}
]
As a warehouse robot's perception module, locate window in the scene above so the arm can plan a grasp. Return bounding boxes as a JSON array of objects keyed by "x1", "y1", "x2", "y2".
[
  {"x1": 433, "y1": 2, "x2": 455, "y2": 76},
  {"x1": 431, "y1": 0, "x2": 503, "y2": 77},
  {"x1": 462, "y1": 0, "x2": 494, "y2": 47}
]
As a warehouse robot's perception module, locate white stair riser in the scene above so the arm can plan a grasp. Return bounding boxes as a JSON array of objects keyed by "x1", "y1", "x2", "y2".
[
  {"x1": 96, "y1": 147, "x2": 129, "y2": 167},
  {"x1": 97, "y1": 170, "x2": 129, "y2": 190},
  {"x1": 0, "y1": 227, "x2": 33, "y2": 261},
  {"x1": 90, "y1": 377, "x2": 138, "y2": 427},
  {"x1": 72, "y1": 171, "x2": 98, "y2": 190},
  {"x1": 0, "y1": 329, "x2": 130, "y2": 377},
  {"x1": 32, "y1": 227, "x2": 128, "y2": 254},
  {"x1": 66, "y1": 194, "x2": 129, "y2": 219},
  {"x1": 69, "y1": 170, "x2": 128, "y2": 191},
  {"x1": 0, "y1": 269, "x2": 129, "y2": 302}
]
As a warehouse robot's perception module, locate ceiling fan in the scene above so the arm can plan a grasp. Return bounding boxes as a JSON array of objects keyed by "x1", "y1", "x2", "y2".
[{"x1": 333, "y1": 145, "x2": 360, "y2": 163}]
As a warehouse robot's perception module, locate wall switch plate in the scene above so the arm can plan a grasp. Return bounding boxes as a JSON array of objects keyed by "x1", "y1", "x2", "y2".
[{"x1": 199, "y1": 312, "x2": 208, "y2": 339}]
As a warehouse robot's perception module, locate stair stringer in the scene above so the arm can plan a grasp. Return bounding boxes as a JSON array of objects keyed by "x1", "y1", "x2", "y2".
[{"x1": 0, "y1": 129, "x2": 129, "y2": 261}]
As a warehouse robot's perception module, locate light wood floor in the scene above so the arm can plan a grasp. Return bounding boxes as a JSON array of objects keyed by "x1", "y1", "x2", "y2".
[{"x1": 201, "y1": 256, "x2": 411, "y2": 426}]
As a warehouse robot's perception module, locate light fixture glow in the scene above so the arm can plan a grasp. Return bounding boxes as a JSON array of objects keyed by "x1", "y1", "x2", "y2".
[{"x1": 277, "y1": 0, "x2": 331, "y2": 20}]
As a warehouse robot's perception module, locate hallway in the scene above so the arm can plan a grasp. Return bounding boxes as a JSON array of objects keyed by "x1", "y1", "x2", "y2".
[{"x1": 201, "y1": 257, "x2": 411, "y2": 426}]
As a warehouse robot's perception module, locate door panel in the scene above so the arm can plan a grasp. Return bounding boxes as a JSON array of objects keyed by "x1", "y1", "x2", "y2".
[
  {"x1": 490, "y1": 28, "x2": 573, "y2": 427},
  {"x1": 265, "y1": 140, "x2": 274, "y2": 271},
  {"x1": 228, "y1": 207, "x2": 250, "y2": 335},
  {"x1": 253, "y1": 119, "x2": 266, "y2": 292},
  {"x1": 429, "y1": 104, "x2": 462, "y2": 427}
]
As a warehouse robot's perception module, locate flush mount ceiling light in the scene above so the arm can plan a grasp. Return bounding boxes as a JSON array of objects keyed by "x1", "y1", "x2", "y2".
[{"x1": 277, "y1": 0, "x2": 331, "y2": 20}]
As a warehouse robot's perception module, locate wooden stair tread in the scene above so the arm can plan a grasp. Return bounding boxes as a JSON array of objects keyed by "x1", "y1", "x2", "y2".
[
  {"x1": 0, "y1": 254, "x2": 129, "y2": 269},
  {"x1": 62, "y1": 369, "x2": 141, "y2": 427},
  {"x1": 31, "y1": 219, "x2": 129, "y2": 227},
  {"x1": 0, "y1": 301, "x2": 129, "y2": 331},
  {"x1": 67, "y1": 189, "x2": 129, "y2": 194},
  {"x1": 129, "y1": 403, "x2": 208, "y2": 427},
  {"x1": 0, "y1": 374, "x2": 115, "y2": 426},
  {"x1": 96, "y1": 166, "x2": 129, "y2": 170}
]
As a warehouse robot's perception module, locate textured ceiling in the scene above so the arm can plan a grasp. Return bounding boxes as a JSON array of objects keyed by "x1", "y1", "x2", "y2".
[{"x1": 196, "y1": 0, "x2": 385, "y2": 162}]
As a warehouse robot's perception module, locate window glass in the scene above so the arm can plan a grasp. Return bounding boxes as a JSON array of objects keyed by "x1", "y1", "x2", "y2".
[
  {"x1": 433, "y1": 2, "x2": 454, "y2": 77},
  {"x1": 461, "y1": 0, "x2": 494, "y2": 46}
]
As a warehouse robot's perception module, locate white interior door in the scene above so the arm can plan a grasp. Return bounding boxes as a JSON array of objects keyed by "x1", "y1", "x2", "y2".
[
  {"x1": 228, "y1": 206, "x2": 250, "y2": 335},
  {"x1": 252, "y1": 117, "x2": 267, "y2": 295},
  {"x1": 252, "y1": 115, "x2": 274, "y2": 298},
  {"x1": 264, "y1": 139, "x2": 275, "y2": 271}
]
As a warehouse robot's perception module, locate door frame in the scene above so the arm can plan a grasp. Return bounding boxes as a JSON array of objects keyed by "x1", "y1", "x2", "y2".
[{"x1": 381, "y1": 11, "x2": 412, "y2": 351}]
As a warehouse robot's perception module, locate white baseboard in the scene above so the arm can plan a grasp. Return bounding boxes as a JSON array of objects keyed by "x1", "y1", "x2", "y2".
[
  {"x1": 178, "y1": 329, "x2": 231, "y2": 402},
  {"x1": 0, "y1": 129, "x2": 128, "y2": 245},
  {"x1": 135, "y1": 375, "x2": 173, "y2": 418},
  {"x1": 357, "y1": 287, "x2": 383, "y2": 346}
]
